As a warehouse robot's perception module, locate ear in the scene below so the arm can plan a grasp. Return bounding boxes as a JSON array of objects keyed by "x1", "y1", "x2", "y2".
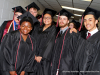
[
  {"x1": 95, "y1": 20, "x2": 98, "y2": 25},
  {"x1": 68, "y1": 20, "x2": 69, "y2": 24}
]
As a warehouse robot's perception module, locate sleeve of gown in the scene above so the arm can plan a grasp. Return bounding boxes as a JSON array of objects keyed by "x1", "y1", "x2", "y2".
[
  {"x1": 24, "y1": 38, "x2": 36, "y2": 72},
  {"x1": 70, "y1": 32, "x2": 81, "y2": 52},
  {"x1": 1, "y1": 33, "x2": 15, "y2": 71}
]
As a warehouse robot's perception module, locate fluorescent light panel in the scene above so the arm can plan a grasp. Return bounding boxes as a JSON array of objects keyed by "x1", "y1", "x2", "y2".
[
  {"x1": 74, "y1": 14, "x2": 82, "y2": 16},
  {"x1": 71, "y1": 16, "x2": 74, "y2": 18},
  {"x1": 56, "y1": 14, "x2": 82, "y2": 17},
  {"x1": 81, "y1": 0, "x2": 92, "y2": 2},
  {"x1": 62, "y1": 6, "x2": 85, "y2": 12}
]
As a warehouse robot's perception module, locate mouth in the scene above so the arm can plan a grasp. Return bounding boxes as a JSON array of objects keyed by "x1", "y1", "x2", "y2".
[
  {"x1": 23, "y1": 30, "x2": 28, "y2": 33},
  {"x1": 86, "y1": 24, "x2": 91, "y2": 28},
  {"x1": 60, "y1": 23, "x2": 64, "y2": 24}
]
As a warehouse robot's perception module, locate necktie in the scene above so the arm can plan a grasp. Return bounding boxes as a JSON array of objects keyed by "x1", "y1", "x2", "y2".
[
  {"x1": 60, "y1": 31, "x2": 63, "y2": 35},
  {"x1": 86, "y1": 33, "x2": 91, "y2": 39},
  {"x1": 15, "y1": 25, "x2": 18, "y2": 30}
]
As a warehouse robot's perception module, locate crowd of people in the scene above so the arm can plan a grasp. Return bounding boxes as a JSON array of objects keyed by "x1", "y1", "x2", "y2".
[{"x1": 0, "y1": 1, "x2": 100, "y2": 75}]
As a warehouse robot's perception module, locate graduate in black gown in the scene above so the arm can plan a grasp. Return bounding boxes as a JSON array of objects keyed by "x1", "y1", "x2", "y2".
[
  {"x1": 0, "y1": 12, "x2": 38, "y2": 75},
  {"x1": 51, "y1": 9, "x2": 80, "y2": 75},
  {"x1": 0, "y1": 6, "x2": 26, "y2": 44},
  {"x1": 71, "y1": 7, "x2": 100, "y2": 75},
  {"x1": 31, "y1": 8, "x2": 57, "y2": 75}
]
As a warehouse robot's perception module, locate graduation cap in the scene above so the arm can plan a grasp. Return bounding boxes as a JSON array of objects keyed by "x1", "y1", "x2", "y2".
[
  {"x1": 83, "y1": 7, "x2": 100, "y2": 19},
  {"x1": 25, "y1": 2, "x2": 40, "y2": 11},
  {"x1": 72, "y1": 19, "x2": 77, "y2": 24},
  {"x1": 36, "y1": 15, "x2": 42, "y2": 19},
  {"x1": 43, "y1": 8, "x2": 57, "y2": 17},
  {"x1": 57, "y1": 9, "x2": 74, "y2": 19},
  {"x1": 12, "y1": 6, "x2": 26, "y2": 14},
  {"x1": 18, "y1": 12, "x2": 38, "y2": 24}
]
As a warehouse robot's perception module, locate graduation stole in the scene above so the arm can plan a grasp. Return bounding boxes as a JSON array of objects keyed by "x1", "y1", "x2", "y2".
[
  {"x1": 55, "y1": 28, "x2": 70, "y2": 75},
  {"x1": 2, "y1": 20, "x2": 13, "y2": 38},
  {"x1": 2, "y1": 20, "x2": 20, "y2": 38}
]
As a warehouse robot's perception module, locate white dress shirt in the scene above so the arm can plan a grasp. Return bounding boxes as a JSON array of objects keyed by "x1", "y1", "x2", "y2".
[{"x1": 87, "y1": 27, "x2": 98, "y2": 37}]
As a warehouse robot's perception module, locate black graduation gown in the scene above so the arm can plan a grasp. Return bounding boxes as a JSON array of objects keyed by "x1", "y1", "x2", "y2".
[
  {"x1": 51, "y1": 28, "x2": 80, "y2": 75},
  {"x1": 73, "y1": 30, "x2": 100, "y2": 75},
  {"x1": 32, "y1": 25, "x2": 57, "y2": 75},
  {"x1": 0, "y1": 30, "x2": 36, "y2": 75},
  {"x1": 0, "y1": 20, "x2": 15, "y2": 44}
]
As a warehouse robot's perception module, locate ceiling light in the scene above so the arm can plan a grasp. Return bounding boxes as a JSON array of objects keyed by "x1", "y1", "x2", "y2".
[
  {"x1": 56, "y1": 14, "x2": 82, "y2": 17},
  {"x1": 81, "y1": 0, "x2": 92, "y2": 2},
  {"x1": 74, "y1": 14, "x2": 82, "y2": 16},
  {"x1": 71, "y1": 16, "x2": 74, "y2": 18},
  {"x1": 62, "y1": 6, "x2": 85, "y2": 12}
]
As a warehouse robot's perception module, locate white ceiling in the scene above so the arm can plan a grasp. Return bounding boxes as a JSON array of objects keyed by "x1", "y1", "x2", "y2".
[{"x1": 37, "y1": 0, "x2": 100, "y2": 20}]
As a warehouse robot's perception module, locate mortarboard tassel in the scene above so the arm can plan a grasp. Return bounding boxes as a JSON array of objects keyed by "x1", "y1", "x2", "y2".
[
  {"x1": 13, "y1": 8, "x2": 16, "y2": 30},
  {"x1": 79, "y1": 15, "x2": 84, "y2": 31},
  {"x1": 56, "y1": 13, "x2": 60, "y2": 27},
  {"x1": 40, "y1": 14, "x2": 43, "y2": 26},
  {"x1": 27, "y1": 7, "x2": 28, "y2": 12}
]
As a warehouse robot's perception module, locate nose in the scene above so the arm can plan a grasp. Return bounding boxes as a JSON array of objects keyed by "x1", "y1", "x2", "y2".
[
  {"x1": 86, "y1": 20, "x2": 89, "y2": 25},
  {"x1": 60, "y1": 19, "x2": 63, "y2": 22},
  {"x1": 24, "y1": 26, "x2": 27, "y2": 29}
]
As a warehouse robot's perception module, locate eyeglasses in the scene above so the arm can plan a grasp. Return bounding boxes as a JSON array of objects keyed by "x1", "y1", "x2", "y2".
[
  {"x1": 14, "y1": 14, "x2": 21, "y2": 17},
  {"x1": 43, "y1": 17, "x2": 51, "y2": 20}
]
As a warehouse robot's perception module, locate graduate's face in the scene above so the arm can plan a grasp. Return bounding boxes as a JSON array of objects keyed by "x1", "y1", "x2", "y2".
[
  {"x1": 29, "y1": 8, "x2": 37, "y2": 17},
  {"x1": 14, "y1": 12, "x2": 22, "y2": 24},
  {"x1": 59, "y1": 16, "x2": 69, "y2": 28},
  {"x1": 69, "y1": 23, "x2": 74, "y2": 29},
  {"x1": 20, "y1": 21, "x2": 32, "y2": 35},
  {"x1": 43, "y1": 14, "x2": 52, "y2": 26},
  {"x1": 84, "y1": 14, "x2": 98, "y2": 32}
]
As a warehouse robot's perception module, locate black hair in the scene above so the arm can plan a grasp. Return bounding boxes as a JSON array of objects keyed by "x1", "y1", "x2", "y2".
[
  {"x1": 20, "y1": 17, "x2": 33, "y2": 27},
  {"x1": 85, "y1": 12, "x2": 98, "y2": 20}
]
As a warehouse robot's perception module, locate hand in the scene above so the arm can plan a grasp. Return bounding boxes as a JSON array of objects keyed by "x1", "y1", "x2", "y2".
[
  {"x1": 35, "y1": 56, "x2": 42, "y2": 63},
  {"x1": 70, "y1": 28, "x2": 77, "y2": 33},
  {"x1": 9, "y1": 71, "x2": 16, "y2": 75},
  {"x1": 20, "y1": 71, "x2": 25, "y2": 75}
]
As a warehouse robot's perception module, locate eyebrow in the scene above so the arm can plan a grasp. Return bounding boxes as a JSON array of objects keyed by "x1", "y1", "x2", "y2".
[{"x1": 84, "y1": 18, "x2": 92, "y2": 20}]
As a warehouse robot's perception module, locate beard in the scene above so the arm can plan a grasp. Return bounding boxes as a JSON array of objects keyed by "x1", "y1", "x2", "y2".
[{"x1": 59, "y1": 22, "x2": 68, "y2": 28}]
